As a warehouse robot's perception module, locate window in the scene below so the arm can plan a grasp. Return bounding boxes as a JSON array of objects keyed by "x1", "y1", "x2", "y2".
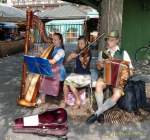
[{"x1": 46, "y1": 23, "x2": 83, "y2": 44}]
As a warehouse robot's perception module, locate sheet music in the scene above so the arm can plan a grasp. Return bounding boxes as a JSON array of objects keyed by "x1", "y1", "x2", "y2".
[
  {"x1": 24, "y1": 55, "x2": 54, "y2": 77},
  {"x1": 23, "y1": 115, "x2": 39, "y2": 126}
]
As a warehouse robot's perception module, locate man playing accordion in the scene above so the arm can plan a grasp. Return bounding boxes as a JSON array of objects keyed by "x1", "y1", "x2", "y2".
[{"x1": 86, "y1": 30, "x2": 134, "y2": 125}]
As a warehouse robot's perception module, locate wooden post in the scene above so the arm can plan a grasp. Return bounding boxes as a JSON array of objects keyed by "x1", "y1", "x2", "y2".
[{"x1": 97, "y1": 0, "x2": 124, "y2": 49}]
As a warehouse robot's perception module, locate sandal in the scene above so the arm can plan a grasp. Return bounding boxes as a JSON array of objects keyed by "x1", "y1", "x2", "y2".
[
  {"x1": 73, "y1": 100, "x2": 80, "y2": 109},
  {"x1": 60, "y1": 101, "x2": 67, "y2": 108}
]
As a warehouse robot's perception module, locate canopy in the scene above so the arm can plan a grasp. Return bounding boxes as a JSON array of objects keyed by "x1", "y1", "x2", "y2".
[
  {"x1": 45, "y1": 19, "x2": 84, "y2": 25},
  {"x1": 39, "y1": 5, "x2": 87, "y2": 20},
  {"x1": 0, "y1": 3, "x2": 26, "y2": 22},
  {"x1": 0, "y1": 22, "x2": 18, "y2": 28}
]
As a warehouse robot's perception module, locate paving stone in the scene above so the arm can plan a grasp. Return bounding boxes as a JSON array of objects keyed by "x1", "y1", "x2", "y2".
[{"x1": 0, "y1": 54, "x2": 150, "y2": 140}]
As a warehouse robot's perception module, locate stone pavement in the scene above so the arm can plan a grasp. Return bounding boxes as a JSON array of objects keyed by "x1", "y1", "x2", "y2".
[{"x1": 0, "y1": 54, "x2": 150, "y2": 140}]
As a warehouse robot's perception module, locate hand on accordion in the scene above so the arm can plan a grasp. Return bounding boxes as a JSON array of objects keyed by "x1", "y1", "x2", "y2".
[
  {"x1": 96, "y1": 59, "x2": 111, "y2": 70},
  {"x1": 119, "y1": 67, "x2": 130, "y2": 88},
  {"x1": 96, "y1": 60, "x2": 104, "y2": 70}
]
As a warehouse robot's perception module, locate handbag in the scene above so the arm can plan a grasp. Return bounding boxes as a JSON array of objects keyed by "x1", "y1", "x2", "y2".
[{"x1": 117, "y1": 79, "x2": 146, "y2": 112}]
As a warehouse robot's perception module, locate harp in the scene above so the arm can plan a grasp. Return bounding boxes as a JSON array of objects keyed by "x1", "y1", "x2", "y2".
[{"x1": 17, "y1": 9, "x2": 53, "y2": 107}]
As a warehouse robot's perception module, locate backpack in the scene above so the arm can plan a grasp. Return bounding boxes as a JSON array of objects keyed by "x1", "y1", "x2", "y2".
[{"x1": 117, "y1": 80, "x2": 147, "y2": 112}]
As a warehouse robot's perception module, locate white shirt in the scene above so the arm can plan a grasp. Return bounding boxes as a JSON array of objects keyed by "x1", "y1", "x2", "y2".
[
  {"x1": 53, "y1": 49, "x2": 65, "y2": 62},
  {"x1": 98, "y1": 45, "x2": 134, "y2": 69}
]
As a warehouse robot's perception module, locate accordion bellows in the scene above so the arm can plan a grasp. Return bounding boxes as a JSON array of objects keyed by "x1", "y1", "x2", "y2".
[
  {"x1": 103, "y1": 59, "x2": 130, "y2": 88},
  {"x1": 12, "y1": 108, "x2": 68, "y2": 136}
]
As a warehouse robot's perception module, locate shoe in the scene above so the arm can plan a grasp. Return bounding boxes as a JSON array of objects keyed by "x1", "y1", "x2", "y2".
[
  {"x1": 142, "y1": 102, "x2": 150, "y2": 112},
  {"x1": 86, "y1": 114, "x2": 97, "y2": 125},
  {"x1": 97, "y1": 114, "x2": 104, "y2": 124},
  {"x1": 36, "y1": 99, "x2": 45, "y2": 107}
]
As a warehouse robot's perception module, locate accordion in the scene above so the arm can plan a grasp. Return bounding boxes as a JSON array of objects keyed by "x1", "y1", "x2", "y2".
[{"x1": 103, "y1": 59, "x2": 130, "y2": 88}]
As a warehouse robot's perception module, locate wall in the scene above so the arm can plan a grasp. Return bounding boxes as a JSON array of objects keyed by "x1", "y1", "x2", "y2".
[{"x1": 121, "y1": 0, "x2": 150, "y2": 58}]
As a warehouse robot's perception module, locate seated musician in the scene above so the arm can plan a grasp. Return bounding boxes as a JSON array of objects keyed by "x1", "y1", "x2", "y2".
[
  {"x1": 86, "y1": 30, "x2": 134, "y2": 124},
  {"x1": 37, "y1": 32, "x2": 66, "y2": 105},
  {"x1": 63, "y1": 36, "x2": 92, "y2": 108}
]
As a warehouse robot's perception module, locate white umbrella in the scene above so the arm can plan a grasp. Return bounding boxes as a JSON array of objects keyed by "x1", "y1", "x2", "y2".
[{"x1": 0, "y1": 3, "x2": 26, "y2": 22}]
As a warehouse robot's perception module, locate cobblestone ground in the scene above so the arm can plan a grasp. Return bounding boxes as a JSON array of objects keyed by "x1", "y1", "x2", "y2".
[{"x1": 0, "y1": 54, "x2": 150, "y2": 140}]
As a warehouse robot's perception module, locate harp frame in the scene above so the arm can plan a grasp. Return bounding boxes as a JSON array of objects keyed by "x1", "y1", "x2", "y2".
[{"x1": 18, "y1": 9, "x2": 53, "y2": 107}]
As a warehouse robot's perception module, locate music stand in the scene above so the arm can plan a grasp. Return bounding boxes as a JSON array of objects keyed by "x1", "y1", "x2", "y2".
[{"x1": 24, "y1": 55, "x2": 54, "y2": 77}]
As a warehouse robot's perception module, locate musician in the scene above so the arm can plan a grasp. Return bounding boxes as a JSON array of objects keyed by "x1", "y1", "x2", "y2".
[
  {"x1": 37, "y1": 32, "x2": 66, "y2": 105},
  {"x1": 86, "y1": 30, "x2": 134, "y2": 124},
  {"x1": 63, "y1": 36, "x2": 92, "y2": 108}
]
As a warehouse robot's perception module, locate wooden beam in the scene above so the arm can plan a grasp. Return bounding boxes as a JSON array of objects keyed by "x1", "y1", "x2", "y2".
[
  {"x1": 80, "y1": 0, "x2": 99, "y2": 10},
  {"x1": 62, "y1": 0, "x2": 100, "y2": 10},
  {"x1": 62, "y1": 0, "x2": 86, "y2": 5}
]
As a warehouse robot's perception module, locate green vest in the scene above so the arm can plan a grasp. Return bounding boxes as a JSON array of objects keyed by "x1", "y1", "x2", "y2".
[
  {"x1": 113, "y1": 49, "x2": 124, "y2": 60},
  {"x1": 102, "y1": 48, "x2": 124, "y2": 60}
]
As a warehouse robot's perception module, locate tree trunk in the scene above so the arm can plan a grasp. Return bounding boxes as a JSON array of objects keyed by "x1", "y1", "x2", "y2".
[{"x1": 97, "y1": 0, "x2": 124, "y2": 50}]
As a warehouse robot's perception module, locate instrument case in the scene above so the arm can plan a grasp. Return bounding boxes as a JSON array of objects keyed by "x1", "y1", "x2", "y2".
[{"x1": 12, "y1": 108, "x2": 68, "y2": 138}]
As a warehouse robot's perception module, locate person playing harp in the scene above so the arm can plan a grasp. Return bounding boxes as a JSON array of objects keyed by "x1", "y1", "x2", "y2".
[
  {"x1": 86, "y1": 30, "x2": 134, "y2": 124},
  {"x1": 18, "y1": 10, "x2": 66, "y2": 107},
  {"x1": 37, "y1": 32, "x2": 66, "y2": 105}
]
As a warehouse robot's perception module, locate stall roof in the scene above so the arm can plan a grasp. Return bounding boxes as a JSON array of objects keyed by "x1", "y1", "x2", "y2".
[
  {"x1": 39, "y1": 5, "x2": 87, "y2": 20},
  {"x1": 45, "y1": 19, "x2": 84, "y2": 25},
  {"x1": 0, "y1": 3, "x2": 25, "y2": 22}
]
